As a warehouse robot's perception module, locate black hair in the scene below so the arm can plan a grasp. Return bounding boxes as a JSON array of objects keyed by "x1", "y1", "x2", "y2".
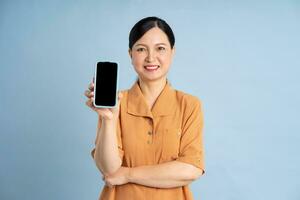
[{"x1": 129, "y1": 16, "x2": 175, "y2": 49}]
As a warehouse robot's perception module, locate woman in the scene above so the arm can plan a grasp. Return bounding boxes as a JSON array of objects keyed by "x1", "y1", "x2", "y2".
[{"x1": 85, "y1": 16, "x2": 205, "y2": 200}]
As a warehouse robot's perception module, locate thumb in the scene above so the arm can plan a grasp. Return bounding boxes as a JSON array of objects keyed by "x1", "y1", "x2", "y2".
[
  {"x1": 118, "y1": 91, "x2": 123, "y2": 100},
  {"x1": 116, "y1": 91, "x2": 123, "y2": 108},
  {"x1": 112, "y1": 91, "x2": 123, "y2": 113}
]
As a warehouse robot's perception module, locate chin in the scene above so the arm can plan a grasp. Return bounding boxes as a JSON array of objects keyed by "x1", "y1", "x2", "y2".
[{"x1": 139, "y1": 74, "x2": 167, "y2": 83}]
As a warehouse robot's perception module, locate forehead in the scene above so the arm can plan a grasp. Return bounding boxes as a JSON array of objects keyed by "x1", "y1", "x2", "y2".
[{"x1": 135, "y1": 27, "x2": 169, "y2": 45}]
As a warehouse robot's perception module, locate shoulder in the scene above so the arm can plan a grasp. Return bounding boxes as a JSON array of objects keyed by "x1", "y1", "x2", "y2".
[
  {"x1": 119, "y1": 89, "x2": 129, "y2": 96},
  {"x1": 119, "y1": 89, "x2": 129, "y2": 104},
  {"x1": 174, "y1": 89, "x2": 204, "y2": 127},
  {"x1": 174, "y1": 89, "x2": 202, "y2": 110}
]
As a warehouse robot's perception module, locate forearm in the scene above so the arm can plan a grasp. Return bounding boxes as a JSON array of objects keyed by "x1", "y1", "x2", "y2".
[
  {"x1": 128, "y1": 161, "x2": 202, "y2": 188},
  {"x1": 94, "y1": 118, "x2": 121, "y2": 176}
]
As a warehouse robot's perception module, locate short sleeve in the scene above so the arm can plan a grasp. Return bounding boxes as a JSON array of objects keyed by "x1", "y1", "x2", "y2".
[
  {"x1": 176, "y1": 97, "x2": 205, "y2": 174},
  {"x1": 90, "y1": 116, "x2": 124, "y2": 162}
]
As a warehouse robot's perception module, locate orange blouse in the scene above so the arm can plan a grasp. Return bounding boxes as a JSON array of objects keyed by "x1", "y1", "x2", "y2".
[{"x1": 91, "y1": 81, "x2": 205, "y2": 200}]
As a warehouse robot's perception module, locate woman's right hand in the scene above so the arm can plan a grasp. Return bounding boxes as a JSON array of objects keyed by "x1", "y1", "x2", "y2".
[{"x1": 84, "y1": 80, "x2": 122, "y2": 121}]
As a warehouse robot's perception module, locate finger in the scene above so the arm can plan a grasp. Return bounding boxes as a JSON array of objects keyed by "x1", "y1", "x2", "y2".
[
  {"x1": 84, "y1": 90, "x2": 94, "y2": 98},
  {"x1": 90, "y1": 91, "x2": 94, "y2": 97},
  {"x1": 86, "y1": 99, "x2": 97, "y2": 111},
  {"x1": 85, "y1": 99, "x2": 93, "y2": 108},
  {"x1": 88, "y1": 82, "x2": 94, "y2": 91},
  {"x1": 84, "y1": 90, "x2": 88, "y2": 97},
  {"x1": 87, "y1": 101, "x2": 99, "y2": 113}
]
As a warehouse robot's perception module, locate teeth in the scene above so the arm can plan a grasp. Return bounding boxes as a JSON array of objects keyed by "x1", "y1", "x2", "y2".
[{"x1": 145, "y1": 65, "x2": 159, "y2": 70}]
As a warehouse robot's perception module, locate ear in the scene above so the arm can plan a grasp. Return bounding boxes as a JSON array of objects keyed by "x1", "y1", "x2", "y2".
[
  {"x1": 171, "y1": 46, "x2": 176, "y2": 58},
  {"x1": 128, "y1": 49, "x2": 132, "y2": 58}
]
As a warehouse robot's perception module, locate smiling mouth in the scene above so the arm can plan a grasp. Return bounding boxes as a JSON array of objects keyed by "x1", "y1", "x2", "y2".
[{"x1": 144, "y1": 65, "x2": 160, "y2": 71}]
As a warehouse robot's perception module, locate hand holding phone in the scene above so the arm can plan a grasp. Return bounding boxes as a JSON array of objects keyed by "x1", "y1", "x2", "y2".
[{"x1": 84, "y1": 61, "x2": 121, "y2": 120}]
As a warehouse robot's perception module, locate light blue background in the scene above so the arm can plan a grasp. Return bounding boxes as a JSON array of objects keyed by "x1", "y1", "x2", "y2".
[{"x1": 1, "y1": 0, "x2": 299, "y2": 199}]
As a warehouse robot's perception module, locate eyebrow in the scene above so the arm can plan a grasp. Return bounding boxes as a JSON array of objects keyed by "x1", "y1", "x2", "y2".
[{"x1": 134, "y1": 43, "x2": 168, "y2": 47}]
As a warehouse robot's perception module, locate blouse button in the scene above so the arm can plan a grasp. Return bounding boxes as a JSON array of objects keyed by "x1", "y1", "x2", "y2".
[{"x1": 148, "y1": 131, "x2": 152, "y2": 135}]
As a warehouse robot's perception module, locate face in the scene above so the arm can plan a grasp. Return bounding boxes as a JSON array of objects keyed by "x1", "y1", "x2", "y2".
[{"x1": 129, "y1": 27, "x2": 175, "y2": 83}]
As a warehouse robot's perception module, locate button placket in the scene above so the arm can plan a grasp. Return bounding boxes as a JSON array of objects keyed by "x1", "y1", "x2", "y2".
[
  {"x1": 147, "y1": 118, "x2": 154, "y2": 145},
  {"x1": 147, "y1": 130, "x2": 154, "y2": 144}
]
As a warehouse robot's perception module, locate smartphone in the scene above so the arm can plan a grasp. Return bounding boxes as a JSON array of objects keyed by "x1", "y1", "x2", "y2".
[{"x1": 93, "y1": 62, "x2": 118, "y2": 108}]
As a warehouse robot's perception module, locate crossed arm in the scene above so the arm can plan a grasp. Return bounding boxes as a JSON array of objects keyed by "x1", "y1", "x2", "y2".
[{"x1": 103, "y1": 160, "x2": 203, "y2": 189}]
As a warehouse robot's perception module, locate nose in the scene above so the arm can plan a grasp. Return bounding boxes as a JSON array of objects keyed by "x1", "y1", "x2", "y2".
[{"x1": 145, "y1": 50, "x2": 155, "y2": 63}]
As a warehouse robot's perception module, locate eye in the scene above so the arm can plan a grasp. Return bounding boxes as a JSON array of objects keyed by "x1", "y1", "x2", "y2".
[
  {"x1": 158, "y1": 46, "x2": 166, "y2": 51},
  {"x1": 137, "y1": 47, "x2": 146, "y2": 52}
]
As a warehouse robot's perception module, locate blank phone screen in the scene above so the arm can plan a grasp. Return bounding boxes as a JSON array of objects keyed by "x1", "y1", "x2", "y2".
[{"x1": 94, "y1": 62, "x2": 118, "y2": 107}]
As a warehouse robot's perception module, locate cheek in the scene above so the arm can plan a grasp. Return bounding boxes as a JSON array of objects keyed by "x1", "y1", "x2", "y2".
[
  {"x1": 131, "y1": 57, "x2": 139, "y2": 66},
  {"x1": 132, "y1": 54, "x2": 144, "y2": 65},
  {"x1": 159, "y1": 54, "x2": 172, "y2": 65}
]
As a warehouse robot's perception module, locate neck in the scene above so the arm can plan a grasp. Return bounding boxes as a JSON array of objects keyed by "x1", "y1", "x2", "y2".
[{"x1": 138, "y1": 78, "x2": 167, "y2": 108}]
